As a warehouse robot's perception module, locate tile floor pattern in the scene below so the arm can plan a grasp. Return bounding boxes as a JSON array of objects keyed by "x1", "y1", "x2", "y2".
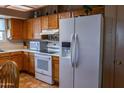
[{"x1": 19, "y1": 73, "x2": 58, "y2": 88}]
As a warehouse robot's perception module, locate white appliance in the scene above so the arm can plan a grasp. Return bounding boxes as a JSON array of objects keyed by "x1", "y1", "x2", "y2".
[
  {"x1": 29, "y1": 41, "x2": 40, "y2": 51},
  {"x1": 35, "y1": 54, "x2": 53, "y2": 84},
  {"x1": 59, "y1": 14, "x2": 103, "y2": 88},
  {"x1": 40, "y1": 29, "x2": 59, "y2": 35}
]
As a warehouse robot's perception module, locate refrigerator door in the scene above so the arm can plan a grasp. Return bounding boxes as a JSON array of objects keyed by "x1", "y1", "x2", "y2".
[
  {"x1": 74, "y1": 14, "x2": 103, "y2": 88},
  {"x1": 59, "y1": 18, "x2": 75, "y2": 88}
]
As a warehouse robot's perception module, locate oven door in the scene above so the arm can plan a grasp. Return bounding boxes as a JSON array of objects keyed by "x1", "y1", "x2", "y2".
[{"x1": 35, "y1": 54, "x2": 52, "y2": 76}]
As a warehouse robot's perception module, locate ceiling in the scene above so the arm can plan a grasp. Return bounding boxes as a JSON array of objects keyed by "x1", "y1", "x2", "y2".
[{"x1": 0, "y1": 5, "x2": 46, "y2": 12}]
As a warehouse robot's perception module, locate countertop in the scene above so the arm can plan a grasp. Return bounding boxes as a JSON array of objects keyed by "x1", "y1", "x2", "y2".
[{"x1": 0, "y1": 49, "x2": 60, "y2": 57}]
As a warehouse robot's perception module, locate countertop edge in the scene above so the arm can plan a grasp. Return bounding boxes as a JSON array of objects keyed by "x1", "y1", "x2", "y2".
[{"x1": 0, "y1": 49, "x2": 60, "y2": 57}]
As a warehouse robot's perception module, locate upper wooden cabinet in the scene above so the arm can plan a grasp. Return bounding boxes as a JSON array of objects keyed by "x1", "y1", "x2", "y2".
[
  {"x1": 24, "y1": 17, "x2": 41, "y2": 40},
  {"x1": 48, "y1": 14, "x2": 58, "y2": 29},
  {"x1": 41, "y1": 14, "x2": 58, "y2": 30},
  {"x1": 41, "y1": 16, "x2": 48, "y2": 30},
  {"x1": 72, "y1": 9, "x2": 86, "y2": 17},
  {"x1": 7, "y1": 19, "x2": 24, "y2": 40},
  {"x1": 26, "y1": 19, "x2": 33, "y2": 40},
  {"x1": 32, "y1": 17, "x2": 41, "y2": 39},
  {"x1": 91, "y1": 7, "x2": 104, "y2": 15},
  {"x1": 23, "y1": 20, "x2": 28, "y2": 40},
  {"x1": 72, "y1": 7, "x2": 104, "y2": 17},
  {"x1": 58, "y1": 12, "x2": 71, "y2": 19}
]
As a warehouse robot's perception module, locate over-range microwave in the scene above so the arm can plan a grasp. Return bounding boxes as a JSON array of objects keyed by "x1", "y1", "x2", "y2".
[{"x1": 29, "y1": 41, "x2": 41, "y2": 51}]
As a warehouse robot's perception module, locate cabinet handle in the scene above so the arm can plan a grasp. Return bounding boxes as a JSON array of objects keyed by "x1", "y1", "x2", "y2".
[{"x1": 116, "y1": 60, "x2": 122, "y2": 65}]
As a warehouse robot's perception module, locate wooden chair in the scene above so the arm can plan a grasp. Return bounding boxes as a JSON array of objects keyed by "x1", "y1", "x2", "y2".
[{"x1": 0, "y1": 61, "x2": 19, "y2": 88}]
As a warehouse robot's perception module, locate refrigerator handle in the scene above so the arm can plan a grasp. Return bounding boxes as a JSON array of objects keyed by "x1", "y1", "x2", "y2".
[
  {"x1": 71, "y1": 33, "x2": 75, "y2": 67},
  {"x1": 75, "y1": 33, "x2": 79, "y2": 67}
]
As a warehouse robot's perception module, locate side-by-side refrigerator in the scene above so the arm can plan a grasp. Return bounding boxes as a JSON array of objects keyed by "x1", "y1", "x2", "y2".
[{"x1": 59, "y1": 14, "x2": 103, "y2": 88}]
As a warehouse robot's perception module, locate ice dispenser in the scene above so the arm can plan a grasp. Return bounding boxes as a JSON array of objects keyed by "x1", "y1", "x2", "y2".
[{"x1": 62, "y1": 42, "x2": 71, "y2": 57}]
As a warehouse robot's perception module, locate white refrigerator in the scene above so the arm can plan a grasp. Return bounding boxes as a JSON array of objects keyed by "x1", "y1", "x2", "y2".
[{"x1": 59, "y1": 14, "x2": 103, "y2": 88}]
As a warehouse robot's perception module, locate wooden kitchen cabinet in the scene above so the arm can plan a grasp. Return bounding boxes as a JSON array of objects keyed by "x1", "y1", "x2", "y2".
[
  {"x1": 24, "y1": 18, "x2": 41, "y2": 40},
  {"x1": 41, "y1": 14, "x2": 58, "y2": 30},
  {"x1": 32, "y1": 17, "x2": 41, "y2": 39},
  {"x1": 10, "y1": 52, "x2": 23, "y2": 71},
  {"x1": 0, "y1": 57, "x2": 10, "y2": 64},
  {"x1": 8, "y1": 19, "x2": 24, "y2": 40},
  {"x1": 0, "y1": 53, "x2": 10, "y2": 64},
  {"x1": 23, "y1": 20, "x2": 28, "y2": 40},
  {"x1": 26, "y1": 19, "x2": 33, "y2": 39},
  {"x1": 28, "y1": 52, "x2": 35, "y2": 75},
  {"x1": 58, "y1": 12, "x2": 71, "y2": 19},
  {"x1": 72, "y1": 9, "x2": 86, "y2": 17},
  {"x1": 52, "y1": 56, "x2": 59, "y2": 83},
  {"x1": 22, "y1": 52, "x2": 35, "y2": 75},
  {"x1": 48, "y1": 14, "x2": 58, "y2": 29},
  {"x1": 72, "y1": 7, "x2": 104, "y2": 17},
  {"x1": 0, "y1": 52, "x2": 35, "y2": 75},
  {"x1": 23, "y1": 52, "x2": 29, "y2": 72},
  {"x1": 91, "y1": 7, "x2": 104, "y2": 15},
  {"x1": 41, "y1": 16, "x2": 48, "y2": 30}
]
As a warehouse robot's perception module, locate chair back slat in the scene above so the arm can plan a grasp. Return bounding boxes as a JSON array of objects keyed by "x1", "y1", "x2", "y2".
[{"x1": 0, "y1": 61, "x2": 19, "y2": 88}]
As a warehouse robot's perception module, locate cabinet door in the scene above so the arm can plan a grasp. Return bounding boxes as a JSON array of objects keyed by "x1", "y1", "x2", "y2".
[
  {"x1": 52, "y1": 56, "x2": 59, "y2": 82},
  {"x1": 10, "y1": 19, "x2": 24, "y2": 40},
  {"x1": 32, "y1": 17, "x2": 41, "y2": 39},
  {"x1": 29, "y1": 53, "x2": 35, "y2": 75},
  {"x1": 41, "y1": 16, "x2": 48, "y2": 30},
  {"x1": 72, "y1": 9, "x2": 86, "y2": 17},
  {"x1": 23, "y1": 52, "x2": 29, "y2": 72},
  {"x1": 91, "y1": 7, "x2": 104, "y2": 15},
  {"x1": 27, "y1": 19, "x2": 33, "y2": 39},
  {"x1": 23, "y1": 20, "x2": 28, "y2": 40},
  {"x1": 48, "y1": 14, "x2": 58, "y2": 29},
  {"x1": 58, "y1": 12, "x2": 71, "y2": 19},
  {"x1": 11, "y1": 52, "x2": 23, "y2": 71}
]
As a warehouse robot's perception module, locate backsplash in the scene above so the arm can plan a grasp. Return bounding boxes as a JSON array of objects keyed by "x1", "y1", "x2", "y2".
[{"x1": 0, "y1": 40, "x2": 24, "y2": 50}]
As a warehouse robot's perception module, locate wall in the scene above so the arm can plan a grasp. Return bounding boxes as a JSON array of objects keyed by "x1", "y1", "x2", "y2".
[{"x1": 0, "y1": 40, "x2": 24, "y2": 50}]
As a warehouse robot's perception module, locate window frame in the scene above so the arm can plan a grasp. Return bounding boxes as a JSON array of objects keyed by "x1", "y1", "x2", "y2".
[{"x1": 0, "y1": 18, "x2": 6, "y2": 42}]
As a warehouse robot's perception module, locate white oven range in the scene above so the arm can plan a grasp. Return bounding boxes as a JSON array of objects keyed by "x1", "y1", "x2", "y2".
[{"x1": 35, "y1": 53, "x2": 53, "y2": 84}]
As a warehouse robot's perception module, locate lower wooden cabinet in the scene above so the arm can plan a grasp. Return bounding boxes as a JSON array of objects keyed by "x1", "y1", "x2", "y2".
[
  {"x1": 22, "y1": 52, "x2": 35, "y2": 75},
  {"x1": 52, "y1": 56, "x2": 59, "y2": 82},
  {"x1": 10, "y1": 52, "x2": 23, "y2": 71},
  {"x1": 28, "y1": 53, "x2": 35, "y2": 75},
  {"x1": 0, "y1": 52, "x2": 35, "y2": 76},
  {"x1": 0, "y1": 53, "x2": 10, "y2": 64},
  {"x1": 0, "y1": 57, "x2": 10, "y2": 64},
  {"x1": 23, "y1": 52, "x2": 29, "y2": 72}
]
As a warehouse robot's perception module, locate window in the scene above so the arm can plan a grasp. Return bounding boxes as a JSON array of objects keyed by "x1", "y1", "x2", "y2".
[{"x1": 0, "y1": 19, "x2": 6, "y2": 40}]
